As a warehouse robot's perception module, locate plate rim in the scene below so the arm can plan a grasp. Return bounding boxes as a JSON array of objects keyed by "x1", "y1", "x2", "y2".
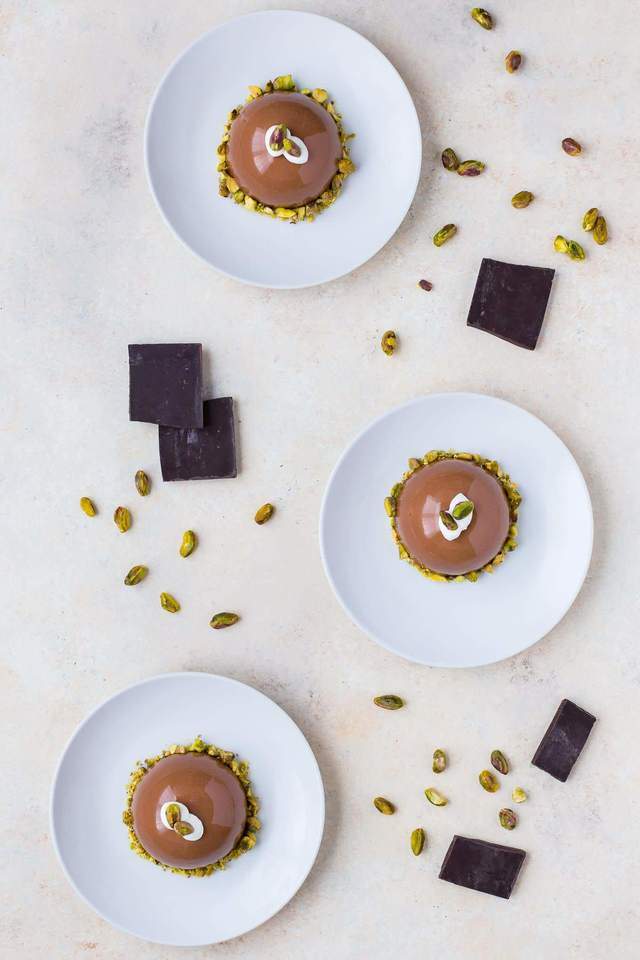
[
  {"x1": 49, "y1": 670, "x2": 326, "y2": 946},
  {"x1": 143, "y1": 8, "x2": 422, "y2": 289},
  {"x1": 319, "y1": 391, "x2": 594, "y2": 668}
]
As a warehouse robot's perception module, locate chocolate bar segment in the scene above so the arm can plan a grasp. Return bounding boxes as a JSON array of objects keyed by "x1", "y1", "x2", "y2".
[
  {"x1": 439, "y1": 835, "x2": 526, "y2": 899},
  {"x1": 466, "y1": 258, "x2": 555, "y2": 350},
  {"x1": 159, "y1": 397, "x2": 236, "y2": 481},
  {"x1": 531, "y1": 698, "x2": 596, "y2": 782},
  {"x1": 129, "y1": 343, "x2": 203, "y2": 428}
]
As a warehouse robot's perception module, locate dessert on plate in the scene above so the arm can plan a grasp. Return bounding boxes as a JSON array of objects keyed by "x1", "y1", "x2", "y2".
[
  {"x1": 216, "y1": 74, "x2": 354, "y2": 223},
  {"x1": 122, "y1": 736, "x2": 260, "y2": 876},
  {"x1": 384, "y1": 450, "x2": 521, "y2": 582}
]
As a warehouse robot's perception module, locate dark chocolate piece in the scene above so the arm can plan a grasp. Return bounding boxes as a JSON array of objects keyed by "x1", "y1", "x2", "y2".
[
  {"x1": 531, "y1": 698, "x2": 596, "y2": 782},
  {"x1": 129, "y1": 343, "x2": 203, "y2": 428},
  {"x1": 466, "y1": 258, "x2": 555, "y2": 350},
  {"x1": 159, "y1": 397, "x2": 236, "y2": 481},
  {"x1": 439, "y1": 835, "x2": 526, "y2": 899}
]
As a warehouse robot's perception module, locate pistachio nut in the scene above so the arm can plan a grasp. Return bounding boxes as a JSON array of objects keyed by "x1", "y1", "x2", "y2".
[
  {"x1": 273, "y1": 74, "x2": 295, "y2": 91},
  {"x1": 424, "y1": 787, "x2": 448, "y2": 807},
  {"x1": 384, "y1": 496, "x2": 396, "y2": 518},
  {"x1": 457, "y1": 160, "x2": 485, "y2": 177},
  {"x1": 432, "y1": 749, "x2": 447, "y2": 774},
  {"x1": 174, "y1": 820, "x2": 195, "y2": 837},
  {"x1": 511, "y1": 190, "x2": 533, "y2": 208},
  {"x1": 373, "y1": 796, "x2": 395, "y2": 815},
  {"x1": 80, "y1": 497, "x2": 97, "y2": 517},
  {"x1": 490, "y1": 749, "x2": 510, "y2": 775},
  {"x1": 471, "y1": 7, "x2": 493, "y2": 29},
  {"x1": 505, "y1": 50, "x2": 522, "y2": 73},
  {"x1": 160, "y1": 592, "x2": 180, "y2": 613},
  {"x1": 418, "y1": 279, "x2": 433, "y2": 291},
  {"x1": 134, "y1": 470, "x2": 151, "y2": 497},
  {"x1": 373, "y1": 695, "x2": 404, "y2": 710},
  {"x1": 411, "y1": 827, "x2": 426, "y2": 856},
  {"x1": 312, "y1": 88, "x2": 328, "y2": 103},
  {"x1": 554, "y1": 235, "x2": 569, "y2": 254},
  {"x1": 582, "y1": 207, "x2": 599, "y2": 232},
  {"x1": 593, "y1": 215, "x2": 608, "y2": 245},
  {"x1": 381, "y1": 330, "x2": 397, "y2": 356},
  {"x1": 179, "y1": 530, "x2": 197, "y2": 557},
  {"x1": 439, "y1": 510, "x2": 458, "y2": 532},
  {"x1": 452, "y1": 499, "x2": 474, "y2": 520},
  {"x1": 113, "y1": 506, "x2": 132, "y2": 533},
  {"x1": 512, "y1": 787, "x2": 527, "y2": 803},
  {"x1": 441, "y1": 147, "x2": 460, "y2": 171},
  {"x1": 567, "y1": 239, "x2": 586, "y2": 261},
  {"x1": 210, "y1": 612, "x2": 240, "y2": 630},
  {"x1": 254, "y1": 503, "x2": 275, "y2": 525},
  {"x1": 562, "y1": 137, "x2": 582, "y2": 156},
  {"x1": 124, "y1": 565, "x2": 148, "y2": 586},
  {"x1": 165, "y1": 802, "x2": 181, "y2": 826},
  {"x1": 433, "y1": 223, "x2": 457, "y2": 247},
  {"x1": 498, "y1": 808, "x2": 517, "y2": 830},
  {"x1": 479, "y1": 769, "x2": 499, "y2": 792}
]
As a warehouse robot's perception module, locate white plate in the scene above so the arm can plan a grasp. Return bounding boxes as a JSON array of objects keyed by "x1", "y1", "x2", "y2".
[
  {"x1": 145, "y1": 10, "x2": 421, "y2": 288},
  {"x1": 50, "y1": 673, "x2": 325, "y2": 946},
  {"x1": 320, "y1": 394, "x2": 593, "y2": 668}
]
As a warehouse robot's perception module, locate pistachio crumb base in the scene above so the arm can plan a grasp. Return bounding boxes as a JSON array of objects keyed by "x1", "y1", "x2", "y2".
[
  {"x1": 122, "y1": 735, "x2": 260, "y2": 877},
  {"x1": 385, "y1": 450, "x2": 521, "y2": 583},
  {"x1": 216, "y1": 74, "x2": 355, "y2": 224}
]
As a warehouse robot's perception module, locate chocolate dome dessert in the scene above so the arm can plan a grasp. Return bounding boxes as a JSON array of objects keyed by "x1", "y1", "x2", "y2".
[
  {"x1": 385, "y1": 451, "x2": 520, "y2": 582},
  {"x1": 227, "y1": 92, "x2": 342, "y2": 209},
  {"x1": 217, "y1": 75, "x2": 354, "y2": 222},
  {"x1": 123, "y1": 737, "x2": 259, "y2": 876}
]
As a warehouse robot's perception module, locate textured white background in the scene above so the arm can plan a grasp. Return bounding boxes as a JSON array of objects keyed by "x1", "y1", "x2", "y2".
[{"x1": 2, "y1": 1, "x2": 640, "y2": 958}]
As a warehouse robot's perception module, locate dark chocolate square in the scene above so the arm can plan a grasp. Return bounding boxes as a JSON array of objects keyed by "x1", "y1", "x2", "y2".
[
  {"x1": 531, "y1": 698, "x2": 596, "y2": 782},
  {"x1": 439, "y1": 835, "x2": 526, "y2": 900},
  {"x1": 159, "y1": 397, "x2": 236, "y2": 481},
  {"x1": 129, "y1": 343, "x2": 203, "y2": 428},
  {"x1": 466, "y1": 258, "x2": 555, "y2": 350}
]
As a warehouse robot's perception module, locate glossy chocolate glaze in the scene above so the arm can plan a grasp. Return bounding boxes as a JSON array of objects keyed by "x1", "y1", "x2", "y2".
[
  {"x1": 227, "y1": 92, "x2": 342, "y2": 208},
  {"x1": 395, "y1": 459, "x2": 510, "y2": 576},
  {"x1": 131, "y1": 752, "x2": 247, "y2": 869}
]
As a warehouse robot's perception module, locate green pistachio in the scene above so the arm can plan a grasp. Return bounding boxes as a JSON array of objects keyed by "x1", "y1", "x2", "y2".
[
  {"x1": 439, "y1": 510, "x2": 458, "y2": 532},
  {"x1": 210, "y1": 612, "x2": 240, "y2": 630},
  {"x1": 134, "y1": 470, "x2": 151, "y2": 496},
  {"x1": 554, "y1": 235, "x2": 569, "y2": 254},
  {"x1": 384, "y1": 496, "x2": 396, "y2": 518},
  {"x1": 179, "y1": 530, "x2": 197, "y2": 557},
  {"x1": 471, "y1": 7, "x2": 493, "y2": 29},
  {"x1": 511, "y1": 190, "x2": 533, "y2": 208},
  {"x1": 432, "y1": 749, "x2": 447, "y2": 774},
  {"x1": 273, "y1": 74, "x2": 295, "y2": 91},
  {"x1": 562, "y1": 137, "x2": 582, "y2": 156},
  {"x1": 479, "y1": 769, "x2": 499, "y2": 792},
  {"x1": 452, "y1": 499, "x2": 474, "y2": 520},
  {"x1": 499, "y1": 808, "x2": 517, "y2": 830},
  {"x1": 567, "y1": 239, "x2": 586, "y2": 260},
  {"x1": 174, "y1": 820, "x2": 195, "y2": 837},
  {"x1": 80, "y1": 497, "x2": 97, "y2": 517},
  {"x1": 373, "y1": 695, "x2": 404, "y2": 710},
  {"x1": 424, "y1": 787, "x2": 448, "y2": 807},
  {"x1": 113, "y1": 506, "x2": 132, "y2": 532},
  {"x1": 593, "y1": 216, "x2": 608, "y2": 245},
  {"x1": 381, "y1": 330, "x2": 397, "y2": 356},
  {"x1": 373, "y1": 797, "x2": 395, "y2": 815},
  {"x1": 441, "y1": 147, "x2": 460, "y2": 171},
  {"x1": 255, "y1": 503, "x2": 275, "y2": 525},
  {"x1": 124, "y1": 565, "x2": 148, "y2": 586},
  {"x1": 490, "y1": 749, "x2": 510, "y2": 775},
  {"x1": 457, "y1": 160, "x2": 485, "y2": 177},
  {"x1": 165, "y1": 802, "x2": 181, "y2": 826},
  {"x1": 505, "y1": 50, "x2": 522, "y2": 73},
  {"x1": 512, "y1": 787, "x2": 527, "y2": 803},
  {"x1": 160, "y1": 592, "x2": 180, "y2": 613},
  {"x1": 582, "y1": 207, "x2": 599, "y2": 232},
  {"x1": 433, "y1": 224, "x2": 457, "y2": 247},
  {"x1": 411, "y1": 827, "x2": 426, "y2": 855}
]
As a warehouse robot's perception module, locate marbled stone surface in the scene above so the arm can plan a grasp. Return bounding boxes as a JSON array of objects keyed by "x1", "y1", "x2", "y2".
[{"x1": 2, "y1": 1, "x2": 639, "y2": 958}]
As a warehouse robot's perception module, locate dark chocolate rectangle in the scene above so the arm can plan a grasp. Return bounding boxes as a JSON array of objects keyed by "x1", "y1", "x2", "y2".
[
  {"x1": 439, "y1": 835, "x2": 526, "y2": 899},
  {"x1": 129, "y1": 343, "x2": 203, "y2": 428},
  {"x1": 531, "y1": 698, "x2": 596, "y2": 782},
  {"x1": 159, "y1": 397, "x2": 236, "y2": 481},
  {"x1": 466, "y1": 257, "x2": 555, "y2": 350}
]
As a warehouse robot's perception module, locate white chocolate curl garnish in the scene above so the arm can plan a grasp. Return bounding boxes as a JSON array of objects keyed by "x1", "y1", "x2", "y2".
[
  {"x1": 438, "y1": 493, "x2": 474, "y2": 541},
  {"x1": 160, "y1": 801, "x2": 204, "y2": 841},
  {"x1": 265, "y1": 124, "x2": 309, "y2": 165}
]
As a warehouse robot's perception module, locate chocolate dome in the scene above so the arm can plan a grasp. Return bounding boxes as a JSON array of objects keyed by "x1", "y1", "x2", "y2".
[
  {"x1": 131, "y1": 752, "x2": 247, "y2": 869},
  {"x1": 395, "y1": 459, "x2": 510, "y2": 576},
  {"x1": 227, "y1": 91, "x2": 342, "y2": 208}
]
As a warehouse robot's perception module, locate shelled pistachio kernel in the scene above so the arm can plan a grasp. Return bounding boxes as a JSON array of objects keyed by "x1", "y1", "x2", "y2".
[
  {"x1": 373, "y1": 797, "x2": 395, "y2": 815},
  {"x1": 381, "y1": 330, "x2": 397, "y2": 356},
  {"x1": 273, "y1": 74, "x2": 295, "y2": 91},
  {"x1": 179, "y1": 530, "x2": 197, "y2": 557},
  {"x1": 433, "y1": 224, "x2": 457, "y2": 247},
  {"x1": 254, "y1": 503, "x2": 274, "y2": 525},
  {"x1": 512, "y1": 787, "x2": 527, "y2": 803},
  {"x1": 582, "y1": 207, "x2": 599, "y2": 232},
  {"x1": 512, "y1": 190, "x2": 533, "y2": 208},
  {"x1": 441, "y1": 147, "x2": 460, "y2": 171},
  {"x1": 411, "y1": 827, "x2": 425, "y2": 856},
  {"x1": 452, "y1": 499, "x2": 474, "y2": 520},
  {"x1": 554, "y1": 235, "x2": 569, "y2": 255},
  {"x1": 432, "y1": 749, "x2": 447, "y2": 774},
  {"x1": 165, "y1": 802, "x2": 181, "y2": 826},
  {"x1": 471, "y1": 7, "x2": 493, "y2": 29},
  {"x1": 160, "y1": 592, "x2": 180, "y2": 613},
  {"x1": 505, "y1": 50, "x2": 522, "y2": 73},
  {"x1": 134, "y1": 470, "x2": 150, "y2": 496},
  {"x1": 490, "y1": 749, "x2": 510, "y2": 775},
  {"x1": 439, "y1": 510, "x2": 458, "y2": 532},
  {"x1": 124, "y1": 565, "x2": 148, "y2": 586},
  {"x1": 373, "y1": 694, "x2": 404, "y2": 710},
  {"x1": 567, "y1": 239, "x2": 586, "y2": 261},
  {"x1": 80, "y1": 497, "x2": 97, "y2": 517},
  {"x1": 479, "y1": 769, "x2": 499, "y2": 792},
  {"x1": 499, "y1": 808, "x2": 517, "y2": 830},
  {"x1": 210, "y1": 612, "x2": 240, "y2": 630},
  {"x1": 174, "y1": 820, "x2": 195, "y2": 837},
  {"x1": 457, "y1": 160, "x2": 485, "y2": 177},
  {"x1": 593, "y1": 216, "x2": 608, "y2": 245},
  {"x1": 562, "y1": 137, "x2": 582, "y2": 156},
  {"x1": 424, "y1": 787, "x2": 448, "y2": 807},
  {"x1": 113, "y1": 506, "x2": 132, "y2": 532}
]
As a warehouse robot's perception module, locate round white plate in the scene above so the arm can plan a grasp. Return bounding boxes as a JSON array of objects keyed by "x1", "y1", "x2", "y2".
[
  {"x1": 320, "y1": 394, "x2": 593, "y2": 668},
  {"x1": 50, "y1": 673, "x2": 325, "y2": 946},
  {"x1": 145, "y1": 10, "x2": 421, "y2": 288}
]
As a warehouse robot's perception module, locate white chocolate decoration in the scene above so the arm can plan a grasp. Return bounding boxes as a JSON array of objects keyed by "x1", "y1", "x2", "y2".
[
  {"x1": 438, "y1": 492, "x2": 474, "y2": 541},
  {"x1": 159, "y1": 800, "x2": 204, "y2": 842},
  {"x1": 264, "y1": 125, "x2": 309, "y2": 165}
]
